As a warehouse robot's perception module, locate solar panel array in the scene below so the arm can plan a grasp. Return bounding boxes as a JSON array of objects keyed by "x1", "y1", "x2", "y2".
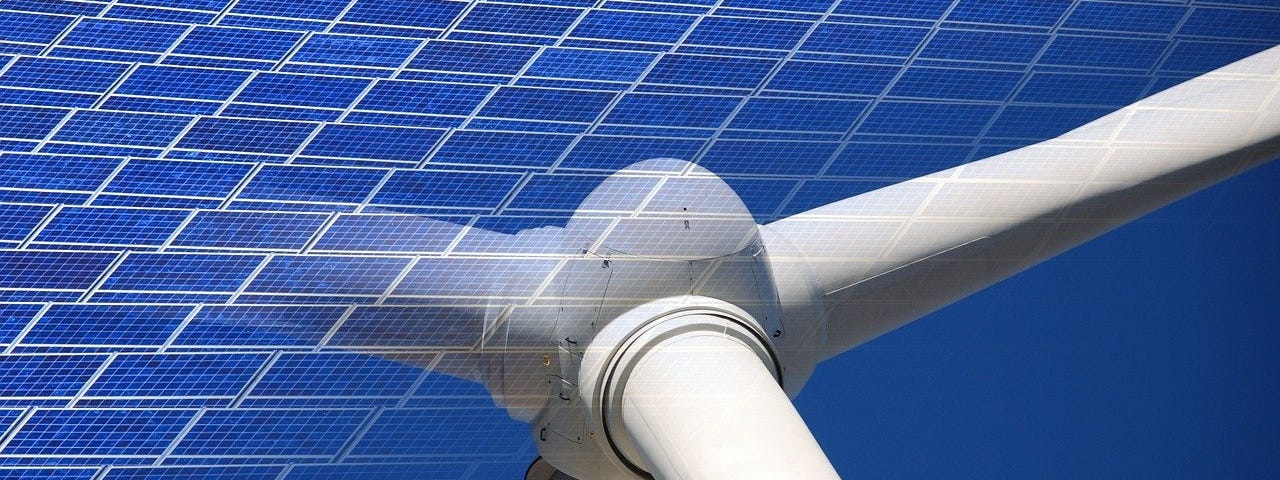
[{"x1": 0, "y1": 0, "x2": 1277, "y2": 478}]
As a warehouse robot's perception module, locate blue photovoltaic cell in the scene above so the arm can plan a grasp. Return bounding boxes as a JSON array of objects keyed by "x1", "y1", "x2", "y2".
[
  {"x1": 124, "y1": 0, "x2": 232, "y2": 10},
  {"x1": 729, "y1": 97, "x2": 867, "y2": 132},
  {"x1": 1063, "y1": 1, "x2": 1185, "y2": 34},
  {"x1": 948, "y1": 0, "x2": 1071, "y2": 27},
  {"x1": 526, "y1": 48, "x2": 655, "y2": 82},
  {"x1": 0, "y1": 57, "x2": 128, "y2": 92},
  {"x1": 171, "y1": 211, "x2": 329, "y2": 250},
  {"x1": 644, "y1": 55, "x2": 776, "y2": 89},
  {"x1": 104, "y1": 6, "x2": 218, "y2": 25},
  {"x1": 0, "y1": 106, "x2": 68, "y2": 139},
  {"x1": 560, "y1": 136, "x2": 707, "y2": 170},
  {"x1": 393, "y1": 257, "x2": 559, "y2": 298},
  {"x1": 0, "y1": 354, "x2": 106, "y2": 396},
  {"x1": 312, "y1": 214, "x2": 462, "y2": 252},
  {"x1": 217, "y1": 104, "x2": 340, "y2": 123},
  {"x1": 330, "y1": 306, "x2": 481, "y2": 347},
  {"x1": 250, "y1": 352, "x2": 425, "y2": 397},
  {"x1": 4, "y1": 409, "x2": 193, "y2": 457},
  {"x1": 717, "y1": 177, "x2": 797, "y2": 220},
  {"x1": 700, "y1": 140, "x2": 838, "y2": 176},
  {"x1": 890, "y1": 67, "x2": 1025, "y2": 102},
  {"x1": 921, "y1": 29, "x2": 1049, "y2": 64},
  {"x1": 860, "y1": 101, "x2": 999, "y2": 137},
  {"x1": 176, "y1": 118, "x2": 317, "y2": 155},
  {"x1": 724, "y1": 0, "x2": 835, "y2": 11},
  {"x1": 172, "y1": 27, "x2": 303, "y2": 60},
  {"x1": 48, "y1": 46, "x2": 160, "y2": 64},
  {"x1": 1040, "y1": 35, "x2": 1167, "y2": 70},
  {"x1": 2, "y1": 0, "x2": 105, "y2": 17},
  {"x1": 342, "y1": 0, "x2": 467, "y2": 29},
  {"x1": 1163, "y1": 41, "x2": 1272, "y2": 73},
  {"x1": 301, "y1": 124, "x2": 445, "y2": 161},
  {"x1": 1017, "y1": 72, "x2": 1150, "y2": 107},
  {"x1": 407, "y1": 41, "x2": 538, "y2": 75},
  {"x1": 100, "y1": 254, "x2": 264, "y2": 292},
  {"x1": 833, "y1": 0, "x2": 951, "y2": 19},
  {"x1": 783, "y1": 179, "x2": 897, "y2": 215},
  {"x1": 291, "y1": 34, "x2": 422, "y2": 68},
  {"x1": 1182, "y1": 7, "x2": 1280, "y2": 42},
  {"x1": 457, "y1": 3, "x2": 581, "y2": 36},
  {"x1": 372, "y1": 170, "x2": 522, "y2": 209},
  {"x1": 479, "y1": 87, "x2": 617, "y2": 123},
  {"x1": 0, "y1": 11, "x2": 75, "y2": 44},
  {"x1": 115, "y1": 65, "x2": 251, "y2": 101},
  {"x1": 102, "y1": 466, "x2": 281, "y2": 480},
  {"x1": 284, "y1": 463, "x2": 471, "y2": 480},
  {"x1": 987, "y1": 105, "x2": 1113, "y2": 139},
  {"x1": 230, "y1": 0, "x2": 350, "y2": 20},
  {"x1": 603, "y1": 93, "x2": 740, "y2": 128},
  {"x1": 802, "y1": 23, "x2": 929, "y2": 57},
  {"x1": 0, "y1": 205, "x2": 50, "y2": 242},
  {"x1": 234, "y1": 73, "x2": 371, "y2": 109},
  {"x1": 99, "y1": 96, "x2": 221, "y2": 116},
  {"x1": 432, "y1": 131, "x2": 574, "y2": 167},
  {"x1": 51, "y1": 111, "x2": 192, "y2": 147},
  {"x1": 0, "y1": 251, "x2": 117, "y2": 290},
  {"x1": 506, "y1": 174, "x2": 635, "y2": 211},
  {"x1": 36, "y1": 207, "x2": 190, "y2": 246},
  {"x1": 104, "y1": 160, "x2": 253, "y2": 198},
  {"x1": 349, "y1": 408, "x2": 526, "y2": 456},
  {"x1": 464, "y1": 215, "x2": 570, "y2": 237},
  {"x1": 686, "y1": 17, "x2": 811, "y2": 50},
  {"x1": 767, "y1": 60, "x2": 899, "y2": 95},
  {"x1": 173, "y1": 305, "x2": 344, "y2": 346},
  {"x1": 245, "y1": 255, "x2": 411, "y2": 295},
  {"x1": 0, "y1": 83, "x2": 99, "y2": 109},
  {"x1": 355, "y1": 80, "x2": 490, "y2": 115},
  {"x1": 0, "y1": 468, "x2": 98, "y2": 480},
  {"x1": 217, "y1": 14, "x2": 330, "y2": 33},
  {"x1": 60, "y1": 18, "x2": 188, "y2": 52},
  {"x1": 23, "y1": 304, "x2": 192, "y2": 346},
  {"x1": 0, "y1": 303, "x2": 43, "y2": 343},
  {"x1": 827, "y1": 142, "x2": 973, "y2": 179},
  {"x1": 238, "y1": 165, "x2": 386, "y2": 204},
  {"x1": 85, "y1": 353, "x2": 267, "y2": 398},
  {"x1": 570, "y1": 10, "x2": 696, "y2": 43}
]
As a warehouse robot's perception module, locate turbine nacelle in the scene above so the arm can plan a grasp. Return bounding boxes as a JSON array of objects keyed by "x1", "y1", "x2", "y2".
[{"x1": 468, "y1": 159, "x2": 831, "y2": 479}]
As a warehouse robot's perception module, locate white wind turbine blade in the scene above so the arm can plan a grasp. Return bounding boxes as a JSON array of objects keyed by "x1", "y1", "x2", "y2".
[{"x1": 761, "y1": 44, "x2": 1280, "y2": 360}]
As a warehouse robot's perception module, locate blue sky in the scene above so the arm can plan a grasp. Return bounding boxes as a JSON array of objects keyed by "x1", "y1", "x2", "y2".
[{"x1": 795, "y1": 158, "x2": 1280, "y2": 478}]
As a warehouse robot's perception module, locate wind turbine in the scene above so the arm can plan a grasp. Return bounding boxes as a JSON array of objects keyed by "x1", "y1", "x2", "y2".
[{"x1": 396, "y1": 44, "x2": 1280, "y2": 479}]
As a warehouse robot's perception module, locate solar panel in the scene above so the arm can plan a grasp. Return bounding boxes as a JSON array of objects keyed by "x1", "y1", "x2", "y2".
[{"x1": 0, "y1": 0, "x2": 1275, "y2": 478}]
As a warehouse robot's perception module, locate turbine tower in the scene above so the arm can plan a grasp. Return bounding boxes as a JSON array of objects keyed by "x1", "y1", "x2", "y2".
[{"x1": 416, "y1": 45, "x2": 1279, "y2": 479}]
